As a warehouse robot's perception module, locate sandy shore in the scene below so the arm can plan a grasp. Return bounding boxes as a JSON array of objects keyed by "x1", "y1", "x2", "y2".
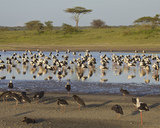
[
  {"x1": 0, "y1": 92, "x2": 159, "y2": 128},
  {"x1": 0, "y1": 44, "x2": 160, "y2": 52}
]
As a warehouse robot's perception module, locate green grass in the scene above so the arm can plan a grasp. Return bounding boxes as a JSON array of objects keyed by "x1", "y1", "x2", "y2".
[{"x1": 0, "y1": 26, "x2": 160, "y2": 51}]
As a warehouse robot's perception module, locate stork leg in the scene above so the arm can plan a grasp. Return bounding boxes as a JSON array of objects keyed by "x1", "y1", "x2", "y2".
[
  {"x1": 5, "y1": 97, "x2": 10, "y2": 103},
  {"x1": 14, "y1": 101, "x2": 18, "y2": 107},
  {"x1": 61, "y1": 106, "x2": 63, "y2": 113},
  {"x1": 60, "y1": 106, "x2": 66, "y2": 113},
  {"x1": 3, "y1": 98, "x2": 5, "y2": 102},
  {"x1": 36, "y1": 100, "x2": 39, "y2": 104},
  {"x1": 68, "y1": 91, "x2": 69, "y2": 97},
  {"x1": 78, "y1": 104, "x2": 81, "y2": 111},
  {"x1": 37, "y1": 99, "x2": 42, "y2": 104},
  {"x1": 123, "y1": 95, "x2": 125, "y2": 100},
  {"x1": 117, "y1": 113, "x2": 119, "y2": 119},
  {"x1": 64, "y1": 106, "x2": 66, "y2": 112},
  {"x1": 140, "y1": 112, "x2": 143, "y2": 125},
  {"x1": 5, "y1": 97, "x2": 8, "y2": 103},
  {"x1": 117, "y1": 113, "x2": 120, "y2": 120}
]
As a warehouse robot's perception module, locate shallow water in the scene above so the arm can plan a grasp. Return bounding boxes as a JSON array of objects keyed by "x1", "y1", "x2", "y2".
[{"x1": 0, "y1": 50, "x2": 160, "y2": 95}]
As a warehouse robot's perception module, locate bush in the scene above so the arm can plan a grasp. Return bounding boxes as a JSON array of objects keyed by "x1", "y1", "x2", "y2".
[
  {"x1": 91, "y1": 19, "x2": 107, "y2": 28},
  {"x1": 62, "y1": 23, "x2": 81, "y2": 34}
]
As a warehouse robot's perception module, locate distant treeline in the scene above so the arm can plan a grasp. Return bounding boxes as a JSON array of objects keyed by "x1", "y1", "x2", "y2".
[
  {"x1": 0, "y1": 26, "x2": 62, "y2": 31},
  {"x1": 0, "y1": 25, "x2": 135, "y2": 31}
]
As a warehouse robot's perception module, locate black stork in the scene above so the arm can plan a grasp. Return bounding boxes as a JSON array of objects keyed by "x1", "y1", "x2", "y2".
[
  {"x1": 73, "y1": 94, "x2": 85, "y2": 111},
  {"x1": 8, "y1": 80, "x2": 13, "y2": 90},
  {"x1": 132, "y1": 97, "x2": 138, "y2": 111},
  {"x1": 21, "y1": 91, "x2": 27, "y2": 96},
  {"x1": 22, "y1": 117, "x2": 36, "y2": 124},
  {"x1": 135, "y1": 98, "x2": 149, "y2": 125},
  {"x1": 111, "y1": 104, "x2": 123, "y2": 119},
  {"x1": 20, "y1": 93, "x2": 31, "y2": 107},
  {"x1": 33, "y1": 91, "x2": 44, "y2": 104},
  {"x1": 65, "y1": 82, "x2": 71, "y2": 97},
  {"x1": 120, "y1": 87, "x2": 129, "y2": 100},
  {"x1": 57, "y1": 99, "x2": 69, "y2": 112},
  {"x1": 0, "y1": 91, "x2": 12, "y2": 102},
  {"x1": 11, "y1": 92, "x2": 22, "y2": 106}
]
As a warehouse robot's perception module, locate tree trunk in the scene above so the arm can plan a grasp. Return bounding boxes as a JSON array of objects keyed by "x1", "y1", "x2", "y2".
[{"x1": 76, "y1": 19, "x2": 79, "y2": 28}]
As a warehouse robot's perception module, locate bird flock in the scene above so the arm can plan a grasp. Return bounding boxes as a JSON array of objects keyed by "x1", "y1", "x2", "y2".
[{"x1": 0, "y1": 49, "x2": 159, "y2": 84}]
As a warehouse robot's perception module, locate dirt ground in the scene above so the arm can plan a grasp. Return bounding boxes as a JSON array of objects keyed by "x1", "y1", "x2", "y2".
[{"x1": 0, "y1": 92, "x2": 159, "y2": 128}]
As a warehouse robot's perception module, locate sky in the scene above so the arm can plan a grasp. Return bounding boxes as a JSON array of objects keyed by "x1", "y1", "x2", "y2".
[{"x1": 0, "y1": 0, "x2": 160, "y2": 27}]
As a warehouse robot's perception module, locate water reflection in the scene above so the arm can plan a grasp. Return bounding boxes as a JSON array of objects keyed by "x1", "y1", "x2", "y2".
[{"x1": 0, "y1": 50, "x2": 160, "y2": 85}]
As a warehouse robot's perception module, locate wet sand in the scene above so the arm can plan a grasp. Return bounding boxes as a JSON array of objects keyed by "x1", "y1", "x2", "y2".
[{"x1": 0, "y1": 92, "x2": 159, "y2": 128}]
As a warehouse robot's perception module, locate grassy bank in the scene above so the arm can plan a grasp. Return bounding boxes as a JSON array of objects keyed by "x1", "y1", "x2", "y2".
[{"x1": 0, "y1": 26, "x2": 160, "y2": 51}]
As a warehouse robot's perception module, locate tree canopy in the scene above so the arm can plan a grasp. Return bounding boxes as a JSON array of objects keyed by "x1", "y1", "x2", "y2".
[
  {"x1": 25, "y1": 20, "x2": 44, "y2": 32},
  {"x1": 44, "y1": 21, "x2": 53, "y2": 31},
  {"x1": 134, "y1": 14, "x2": 160, "y2": 28},
  {"x1": 64, "y1": 6, "x2": 92, "y2": 28}
]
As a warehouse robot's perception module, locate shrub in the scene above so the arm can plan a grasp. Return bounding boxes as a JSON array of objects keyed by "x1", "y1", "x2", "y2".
[
  {"x1": 62, "y1": 23, "x2": 81, "y2": 34},
  {"x1": 91, "y1": 19, "x2": 107, "y2": 28}
]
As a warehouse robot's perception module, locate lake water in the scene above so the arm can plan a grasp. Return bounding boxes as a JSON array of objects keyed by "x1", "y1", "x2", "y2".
[{"x1": 0, "y1": 50, "x2": 160, "y2": 95}]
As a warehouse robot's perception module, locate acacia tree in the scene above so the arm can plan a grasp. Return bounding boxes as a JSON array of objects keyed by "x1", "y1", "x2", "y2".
[
  {"x1": 134, "y1": 14, "x2": 160, "y2": 28},
  {"x1": 152, "y1": 14, "x2": 160, "y2": 28},
  {"x1": 64, "y1": 6, "x2": 92, "y2": 28},
  {"x1": 25, "y1": 20, "x2": 44, "y2": 32},
  {"x1": 44, "y1": 21, "x2": 53, "y2": 31}
]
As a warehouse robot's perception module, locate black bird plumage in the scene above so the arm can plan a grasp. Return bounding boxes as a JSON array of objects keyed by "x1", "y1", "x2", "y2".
[
  {"x1": 132, "y1": 97, "x2": 137, "y2": 109},
  {"x1": 135, "y1": 98, "x2": 149, "y2": 125},
  {"x1": 22, "y1": 117, "x2": 36, "y2": 124},
  {"x1": 65, "y1": 82, "x2": 71, "y2": 92},
  {"x1": 8, "y1": 80, "x2": 13, "y2": 89},
  {"x1": 132, "y1": 97, "x2": 137, "y2": 105},
  {"x1": 120, "y1": 88, "x2": 129, "y2": 95},
  {"x1": 73, "y1": 94, "x2": 85, "y2": 111},
  {"x1": 138, "y1": 103, "x2": 149, "y2": 111},
  {"x1": 21, "y1": 91, "x2": 27, "y2": 96},
  {"x1": 20, "y1": 95, "x2": 31, "y2": 103},
  {"x1": 33, "y1": 91, "x2": 44, "y2": 103},
  {"x1": 57, "y1": 99, "x2": 69, "y2": 112},
  {"x1": 132, "y1": 97, "x2": 138, "y2": 110},
  {"x1": 111, "y1": 104, "x2": 123, "y2": 115},
  {"x1": 120, "y1": 87, "x2": 129, "y2": 100},
  {"x1": 33, "y1": 91, "x2": 44, "y2": 99},
  {"x1": 111, "y1": 104, "x2": 123, "y2": 119},
  {"x1": 0, "y1": 91, "x2": 12, "y2": 102},
  {"x1": 57, "y1": 99, "x2": 69, "y2": 106},
  {"x1": 11, "y1": 92, "x2": 22, "y2": 106},
  {"x1": 65, "y1": 82, "x2": 71, "y2": 97},
  {"x1": 135, "y1": 98, "x2": 149, "y2": 112}
]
